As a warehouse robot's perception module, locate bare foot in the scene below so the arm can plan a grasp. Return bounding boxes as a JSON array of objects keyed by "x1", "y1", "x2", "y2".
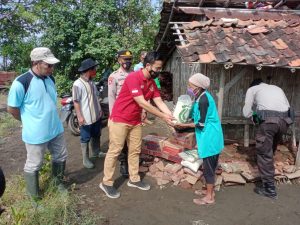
[
  {"x1": 194, "y1": 189, "x2": 215, "y2": 198},
  {"x1": 193, "y1": 197, "x2": 215, "y2": 205}
]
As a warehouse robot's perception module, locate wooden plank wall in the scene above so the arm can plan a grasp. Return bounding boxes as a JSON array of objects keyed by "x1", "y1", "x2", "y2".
[{"x1": 165, "y1": 49, "x2": 300, "y2": 140}]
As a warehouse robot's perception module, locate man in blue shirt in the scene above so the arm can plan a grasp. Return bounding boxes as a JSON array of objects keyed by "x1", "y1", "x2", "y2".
[
  {"x1": 7, "y1": 47, "x2": 68, "y2": 199},
  {"x1": 133, "y1": 51, "x2": 147, "y2": 71}
]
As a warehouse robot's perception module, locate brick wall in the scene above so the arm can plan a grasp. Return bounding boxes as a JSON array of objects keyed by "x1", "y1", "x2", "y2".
[{"x1": 0, "y1": 71, "x2": 16, "y2": 85}]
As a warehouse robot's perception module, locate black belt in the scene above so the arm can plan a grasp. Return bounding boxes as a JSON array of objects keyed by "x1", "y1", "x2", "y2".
[{"x1": 257, "y1": 110, "x2": 289, "y2": 119}]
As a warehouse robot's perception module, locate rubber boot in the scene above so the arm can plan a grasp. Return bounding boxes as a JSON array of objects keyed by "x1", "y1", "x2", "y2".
[
  {"x1": 24, "y1": 171, "x2": 39, "y2": 200},
  {"x1": 52, "y1": 161, "x2": 67, "y2": 193},
  {"x1": 254, "y1": 182, "x2": 277, "y2": 199},
  {"x1": 81, "y1": 143, "x2": 94, "y2": 169},
  {"x1": 90, "y1": 137, "x2": 106, "y2": 158}
]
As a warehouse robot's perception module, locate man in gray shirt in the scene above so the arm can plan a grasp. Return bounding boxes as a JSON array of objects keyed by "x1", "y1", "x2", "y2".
[
  {"x1": 73, "y1": 58, "x2": 104, "y2": 169},
  {"x1": 243, "y1": 78, "x2": 293, "y2": 199}
]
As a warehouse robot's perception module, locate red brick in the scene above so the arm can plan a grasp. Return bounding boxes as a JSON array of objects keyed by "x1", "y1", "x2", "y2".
[
  {"x1": 139, "y1": 166, "x2": 149, "y2": 173},
  {"x1": 170, "y1": 132, "x2": 196, "y2": 150},
  {"x1": 171, "y1": 164, "x2": 183, "y2": 174},
  {"x1": 142, "y1": 135, "x2": 168, "y2": 152},
  {"x1": 179, "y1": 180, "x2": 192, "y2": 189},
  {"x1": 155, "y1": 161, "x2": 165, "y2": 171},
  {"x1": 222, "y1": 172, "x2": 246, "y2": 184},
  {"x1": 149, "y1": 164, "x2": 158, "y2": 174},
  {"x1": 162, "y1": 140, "x2": 184, "y2": 156},
  {"x1": 184, "y1": 175, "x2": 199, "y2": 185},
  {"x1": 183, "y1": 168, "x2": 202, "y2": 178},
  {"x1": 164, "y1": 163, "x2": 174, "y2": 173},
  {"x1": 162, "y1": 172, "x2": 172, "y2": 181},
  {"x1": 157, "y1": 178, "x2": 170, "y2": 186},
  {"x1": 153, "y1": 171, "x2": 164, "y2": 178}
]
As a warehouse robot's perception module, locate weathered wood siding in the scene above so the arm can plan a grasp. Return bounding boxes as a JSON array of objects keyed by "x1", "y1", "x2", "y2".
[{"x1": 165, "y1": 49, "x2": 300, "y2": 140}]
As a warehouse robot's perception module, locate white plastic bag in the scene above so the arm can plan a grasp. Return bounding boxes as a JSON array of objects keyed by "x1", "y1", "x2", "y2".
[
  {"x1": 173, "y1": 95, "x2": 193, "y2": 123},
  {"x1": 181, "y1": 159, "x2": 203, "y2": 173},
  {"x1": 178, "y1": 149, "x2": 199, "y2": 163}
]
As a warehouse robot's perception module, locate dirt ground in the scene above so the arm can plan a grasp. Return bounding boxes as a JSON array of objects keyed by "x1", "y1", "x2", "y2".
[{"x1": 1, "y1": 118, "x2": 300, "y2": 225}]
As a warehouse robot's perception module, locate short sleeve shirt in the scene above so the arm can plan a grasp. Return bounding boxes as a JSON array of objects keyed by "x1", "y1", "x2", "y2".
[
  {"x1": 107, "y1": 68, "x2": 130, "y2": 114},
  {"x1": 110, "y1": 70, "x2": 160, "y2": 125},
  {"x1": 72, "y1": 77, "x2": 102, "y2": 125},
  {"x1": 7, "y1": 70, "x2": 64, "y2": 144}
]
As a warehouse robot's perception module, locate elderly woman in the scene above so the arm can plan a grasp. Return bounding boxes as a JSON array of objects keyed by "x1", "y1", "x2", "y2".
[{"x1": 175, "y1": 73, "x2": 224, "y2": 205}]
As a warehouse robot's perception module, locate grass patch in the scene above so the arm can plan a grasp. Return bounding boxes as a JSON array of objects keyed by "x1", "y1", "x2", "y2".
[
  {"x1": 0, "y1": 174, "x2": 102, "y2": 225},
  {"x1": 0, "y1": 94, "x2": 7, "y2": 105},
  {"x1": 0, "y1": 112, "x2": 21, "y2": 138}
]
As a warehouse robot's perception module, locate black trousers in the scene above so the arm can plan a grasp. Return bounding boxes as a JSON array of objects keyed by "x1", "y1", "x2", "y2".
[
  {"x1": 203, "y1": 154, "x2": 219, "y2": 184},
  {"x1": 255, "y1": 119, "x2": 288, "y2": 183}
]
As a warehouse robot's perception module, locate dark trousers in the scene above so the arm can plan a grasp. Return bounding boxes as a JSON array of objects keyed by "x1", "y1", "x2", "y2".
[
  {"x1": 118, "y1": 142, "x2": 128, "y2": 163},
  {"x1": 80, "y1": 119, "x2": 101, "y2": 143},
  {"x1": 255, "y1": 119, "x2": 288, "y2": 183},
  {"x1": 203, "y1": 154, "x2": 219, "y2": 184}
]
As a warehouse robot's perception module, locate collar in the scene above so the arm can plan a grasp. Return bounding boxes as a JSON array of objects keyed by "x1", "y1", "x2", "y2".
[
  {"x1": 29, "y1": 69, "x2": 47, "y2": 80},
  {"x1": 80, "y1": 75, "x2": 90, "y2": 82},
  {"x1": 196, "y1": 91, "x2": 206, "y2": 101},
  {"x1": 117, "y1": 67, "x2": 131, "y2": 75}
]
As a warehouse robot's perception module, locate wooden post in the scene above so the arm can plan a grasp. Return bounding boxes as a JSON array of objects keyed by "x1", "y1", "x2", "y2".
[
  {"x1": 291, "y1": 123, "x2": 297, "y2": 148},
  {"x1": 217, "y1": 70, "x2": 225, "y2": 120},
  {"x1": 244, "y1": 124, "x2": 250, "y2": 147},
  {"x1": 296, "y1": 142, "x2": 300, "y2": 169}
]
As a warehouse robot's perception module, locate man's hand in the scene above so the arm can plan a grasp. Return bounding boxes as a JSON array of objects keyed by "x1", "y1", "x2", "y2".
[
  {"x1": 161, "y1": 113, "x2": 175, "y2": 126},
  {"x1": 77, "y1": 115, "x2": 85, "y2": 126}
]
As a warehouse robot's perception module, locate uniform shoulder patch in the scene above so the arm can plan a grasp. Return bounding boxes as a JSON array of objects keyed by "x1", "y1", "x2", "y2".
[{"x1": 108, "y1": 76, "x2": 114, "y2": 85}]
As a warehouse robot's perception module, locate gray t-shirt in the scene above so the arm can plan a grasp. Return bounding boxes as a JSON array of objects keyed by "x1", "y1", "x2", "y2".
[{"x1": 72, "y1": 77, "x2": 102, "y2": 125}]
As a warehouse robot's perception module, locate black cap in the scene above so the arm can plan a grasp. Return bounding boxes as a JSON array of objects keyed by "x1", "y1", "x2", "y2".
[
  {"x1": 117, "y1": 50, "x2": 133, "y2": 59},
  {"x1": 78, "y1": 58, "x2": 99, "y2": 72}
]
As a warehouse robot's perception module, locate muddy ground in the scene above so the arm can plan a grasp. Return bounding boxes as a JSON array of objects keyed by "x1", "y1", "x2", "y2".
[{"x1": 1, "y1": 118, "x2": 300, "y2": 225}]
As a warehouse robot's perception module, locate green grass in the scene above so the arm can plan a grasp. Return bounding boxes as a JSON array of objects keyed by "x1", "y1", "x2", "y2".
[
  {"x1": 0, "y1": 158, "x2": 102, "y2": 225},
  {"x1": 0, "y1": 112, "x2": 21, "y2": 138}
]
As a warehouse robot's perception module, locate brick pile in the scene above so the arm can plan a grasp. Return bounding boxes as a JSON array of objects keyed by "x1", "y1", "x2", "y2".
[{"x1": 140, "y1": 139, "x2": 300, "y2": 190}]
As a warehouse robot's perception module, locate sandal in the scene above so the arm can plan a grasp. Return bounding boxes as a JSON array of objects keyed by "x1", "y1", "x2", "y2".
[
  {"x1": 194, "y1": 189, "x2": 215, "y2": 197},
  {"x1": 194, "y1": 189, "x2": 207, "y2": 196},
  {"x1": 193, "y1": 197, "x2": 215, "y2": 205}
]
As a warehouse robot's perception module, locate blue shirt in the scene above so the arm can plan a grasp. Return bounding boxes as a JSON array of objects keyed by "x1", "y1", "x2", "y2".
[
  {"x1": 7, "y1": 70, "x2": 64, "y2": 144},
  {"x1": 133, "y1": 62, "x2": 143, "y2": 71}
]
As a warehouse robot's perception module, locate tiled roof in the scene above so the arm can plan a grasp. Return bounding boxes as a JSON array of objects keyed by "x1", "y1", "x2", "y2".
[{"x1": 176, "y1": 14, "x2": 300, "y2": 67}]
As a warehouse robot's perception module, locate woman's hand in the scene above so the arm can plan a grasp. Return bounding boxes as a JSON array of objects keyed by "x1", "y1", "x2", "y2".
[{"x1": 174, "y1": 123, "x2": 194, "y2": 129}]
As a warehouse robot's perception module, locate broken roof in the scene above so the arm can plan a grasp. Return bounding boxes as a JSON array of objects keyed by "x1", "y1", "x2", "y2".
[
  {"x1": 176, "y1": 12, "x2": 300, "y2": 67},
  {"x1": 155, "y1": 1, "x2": 300, "y2": 68}
]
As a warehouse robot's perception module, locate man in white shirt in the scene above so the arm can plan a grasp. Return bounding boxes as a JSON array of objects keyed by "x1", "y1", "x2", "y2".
[
  {"x1": 243, "y1": 78, "x2": 293, "y2": 199},
  {"x1": 73, "y1": 58, "x2": 104, "y2": 169}
]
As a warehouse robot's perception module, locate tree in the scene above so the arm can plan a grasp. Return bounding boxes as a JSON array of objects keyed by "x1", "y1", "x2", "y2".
[
  {"x1": 0, "y1": 0, "x2": 40, "y2": 71},
  {"x1": 40, "y1": 0, "x2": 160, "y2": 94},
  {"x1": 1, "y1": 0, "x2": 160, "y2": 95}
]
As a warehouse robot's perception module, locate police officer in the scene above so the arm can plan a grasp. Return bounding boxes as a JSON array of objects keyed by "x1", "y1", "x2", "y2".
[
  {"x1": 108, "y1": 50, "x2": 133, "y2": 177},
  {"x1": 243, "y1": 78, "x2": 293, "y2": 199}
]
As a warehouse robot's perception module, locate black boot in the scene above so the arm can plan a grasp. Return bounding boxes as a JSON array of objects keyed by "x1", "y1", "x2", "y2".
[
  {"x1": 120, "y1": 161, "x2": 129, "y2": 178},
  {"x1": 52, "y1": 161, "x2": 67, "y2": 193},
  {"x1": 24, "y1": 171, "x2": 40, "y2": 200},
  {"x1": 254, "y1": 182, "x2": 277, "y2": 199}
]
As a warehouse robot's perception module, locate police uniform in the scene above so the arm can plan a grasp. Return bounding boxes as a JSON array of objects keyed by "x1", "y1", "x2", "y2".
[
  {"x1": 243, "y1": 81, "x2": 293, "y2": 199},
  {"x1": 108, "y1": 68, "x2": 130, "y2": 114}
]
